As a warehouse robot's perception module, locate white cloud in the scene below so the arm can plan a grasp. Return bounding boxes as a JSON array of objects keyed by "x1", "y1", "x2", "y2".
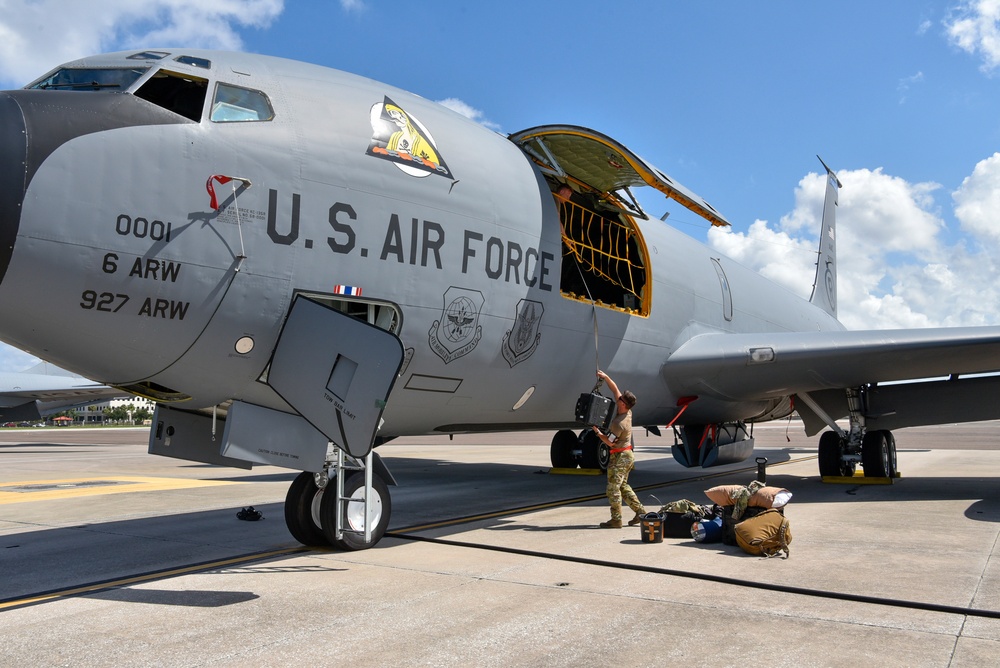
[
  {"x1": 436, "y1": 97, "x2": 503, "y2": 133},
  {"x1": 897, "y1": 71, "x2": 924, "y2": 103},
  {"x1": 0, "y1": 346, "x2": 42, "y2": 373},
  {"x1": 945, "y1": 0, "x2": 1000, "y2": 72},
  {"x1": 707, "y1": 165, "x2": 1000, "y2": 330},
  {"x1": 953, "y1": 151, "x2": 1000, "y2": 244},
  {"x1": 0, "y1": 0, "x2": 284, "y2": 88}
]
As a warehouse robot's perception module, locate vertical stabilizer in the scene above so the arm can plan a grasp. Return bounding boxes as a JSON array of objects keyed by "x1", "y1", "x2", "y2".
[{"x1": 809, "y1": 156, "x2": 841, "y2": 319}]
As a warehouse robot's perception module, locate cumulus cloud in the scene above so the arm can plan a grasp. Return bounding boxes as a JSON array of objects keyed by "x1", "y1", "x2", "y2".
[
  {"x1": 0, "y1": 0, "x2": 284, "y2": 87},
  {"x1": 436, "y1": 97, "x2": 503, "y2": 133},
  {"x1": 707, "y1": 164, "x2": 1000, "y2": 330},
  {"x1": 945, "y1": 0, "x2": 1000, "y2": 72},
  {"x1": 953, "y1": 152, "x2": 1000, "y2": 244}
]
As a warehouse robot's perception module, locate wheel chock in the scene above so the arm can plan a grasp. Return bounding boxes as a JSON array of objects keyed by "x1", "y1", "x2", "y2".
[
  {"x1": 821, "y1": 469, "x2": 900, "y2": 485},
  {"x1": 548, "y1": 467, "x2": 603, "y2": 476}
]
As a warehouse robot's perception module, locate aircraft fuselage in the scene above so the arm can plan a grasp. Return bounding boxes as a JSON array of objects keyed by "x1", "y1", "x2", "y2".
[{"x1": 0, "y1": 49, "x2": 842, "y2": 441}]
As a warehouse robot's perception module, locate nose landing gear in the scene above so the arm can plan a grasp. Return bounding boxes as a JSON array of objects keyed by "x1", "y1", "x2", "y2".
[{"x1": 283, "y1": 449, "x2": 393, "y2": 550}]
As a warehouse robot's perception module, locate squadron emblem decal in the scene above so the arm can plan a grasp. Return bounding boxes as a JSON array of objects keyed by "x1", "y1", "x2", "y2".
[
  {"x1": 367, "y1": 96, "x2": 453, "y2": 179},
  {"x1": 429, "y1": 287, "x2": 483, "y2": 364},
  {"x1": 501, "y1": 299, "x2": 543, "y2": 367}
]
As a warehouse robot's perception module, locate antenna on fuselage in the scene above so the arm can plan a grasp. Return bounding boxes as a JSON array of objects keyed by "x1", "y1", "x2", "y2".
[{"x1": 809, "y1": 156, "x2": 840, "y2": 320}]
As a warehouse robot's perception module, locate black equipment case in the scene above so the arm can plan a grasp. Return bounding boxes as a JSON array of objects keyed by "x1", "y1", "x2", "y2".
[{"x1": 575, "y1": 392, "x2": 614, "y2": 430}]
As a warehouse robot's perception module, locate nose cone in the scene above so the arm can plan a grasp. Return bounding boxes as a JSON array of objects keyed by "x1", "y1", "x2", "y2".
[{"x1": 0, "y1": 92, "x2": 26, "y2": 284}]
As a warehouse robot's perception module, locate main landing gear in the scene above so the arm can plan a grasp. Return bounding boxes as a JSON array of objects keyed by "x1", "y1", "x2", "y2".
[
  {"x1": 550, "y1": 428, "x2": 610, "y2": 471},
  {"x1": 818, "y1": 429, "x2": 897, "y2": 478},
  {"x1": 283, "y1": 449, "x2": 393, "y2": 550},
  {"x1": 811, "y1": 387, "x2": 898, "y2": 479}
]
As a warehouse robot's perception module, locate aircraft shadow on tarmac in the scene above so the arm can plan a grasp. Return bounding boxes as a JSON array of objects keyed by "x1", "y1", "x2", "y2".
[
  {"x1": 86, "y1": 588, "x2": 260, "y2": 607},
  {"x1": 4, "y1": 452, "x2": 999, "y2": 603}
]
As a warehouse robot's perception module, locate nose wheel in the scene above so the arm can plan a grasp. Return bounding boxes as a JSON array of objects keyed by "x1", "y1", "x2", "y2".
[
  {"x1": 284, "y1": 471, "x2": 329, "y2": 547},
  {"x1": 319, "y1": 471, "x2": 391, "y2": 550},
  {"x1": 283, "y1": 459, "x2": 392, "y2": 550}
]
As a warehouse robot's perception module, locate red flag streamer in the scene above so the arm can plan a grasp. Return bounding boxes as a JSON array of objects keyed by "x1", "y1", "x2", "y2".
[
  {"x1": 665, "y1": 395, "x2": 698, "y2": 428},
  {"x1": 206, "y1": 174, "x2": 252, "y2": 210}
]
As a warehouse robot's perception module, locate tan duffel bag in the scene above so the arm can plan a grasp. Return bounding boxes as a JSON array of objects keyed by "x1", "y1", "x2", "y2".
[{"x1": 734, "y1": 508, "x2": 791, "y2": 558}]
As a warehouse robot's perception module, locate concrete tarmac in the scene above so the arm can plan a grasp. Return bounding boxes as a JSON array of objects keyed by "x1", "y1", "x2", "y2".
[{"x1": 1, "y1": 422, "x2": 999, "y2": 667}]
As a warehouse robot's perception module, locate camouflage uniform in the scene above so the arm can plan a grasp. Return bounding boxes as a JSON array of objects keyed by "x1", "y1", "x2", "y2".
[{"x1": 605, "y1": 409, "x2": 646, "y2": 521}]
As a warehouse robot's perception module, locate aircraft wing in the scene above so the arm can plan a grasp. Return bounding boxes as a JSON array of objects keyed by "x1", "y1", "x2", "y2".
[
  {"x1": 0, "y1": 366, "x2": 119, "y2": 420},
  {"x1": 662, "y1": 326, "x2": 1000, "y2": 402}
]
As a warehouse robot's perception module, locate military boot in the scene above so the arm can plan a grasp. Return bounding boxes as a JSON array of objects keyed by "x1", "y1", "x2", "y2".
[
  {"x1": 599, "y1": 518, "x2": 622, "y2": 528},
  {"x1": 627, "y1": 511, "x2": 644, "y2": 526}
]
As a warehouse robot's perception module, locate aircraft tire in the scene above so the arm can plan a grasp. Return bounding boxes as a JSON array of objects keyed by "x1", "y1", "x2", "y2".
[
  {"x1": 883, "y1": 430, "x2": 897, "y2": 478},
  {"x1": 817, "y1": 431, "x2": 844, "y2": 477},
  {"x1": 284, "y1": 472, "x2": 331, "y2": 547},
  {"x1": 550, "y1": 429, "x2": 578, "y2": 468},
  {"x1": 579, "y1": 429, "x2": 607, "y2": 471},
  {"x1": 319, "y1": 471, "x2": 391, "y2": 551},
  {"x1": 862, "y1": 430, "x2": 890, "y2": 478}
]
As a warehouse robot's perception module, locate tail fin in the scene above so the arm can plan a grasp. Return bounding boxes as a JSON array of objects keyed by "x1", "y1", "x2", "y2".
[{"x1": 809, "y1": 156, "x2": 841, "y2": 319}]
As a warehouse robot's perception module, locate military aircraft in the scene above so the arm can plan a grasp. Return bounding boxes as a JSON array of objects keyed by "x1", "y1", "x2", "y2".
[
  {"x1": 1, "y1": 49, "x2": 999, "y2": 550},
  {"x1": 0, "y1": 362, "x2": 119, "y2": 421}
]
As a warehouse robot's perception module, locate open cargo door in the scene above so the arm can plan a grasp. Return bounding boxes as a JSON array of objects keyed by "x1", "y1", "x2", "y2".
[{"x1": 509, "y1": 125, "x2": 731, "y2": 227}]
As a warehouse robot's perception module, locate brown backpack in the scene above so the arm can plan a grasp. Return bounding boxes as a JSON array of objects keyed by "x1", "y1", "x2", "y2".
[{"x1": 734, "y1": 509, "x2": 791, "y2": 558}]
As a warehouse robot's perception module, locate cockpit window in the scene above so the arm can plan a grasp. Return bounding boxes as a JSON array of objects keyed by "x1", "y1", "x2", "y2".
[
  {"x1": 128, "y1": 51, "x2": 169, "y2": 61},
  {"x1": 210, "y1": 83, "x2": 274, "y2": 122},
  {"x1": 174, "y1": 55, "x2": 211, "y2": 69},
  {"x1": 134, "y1": 69, "x2": 208, "y2": 122},
  {"x1": 27, "y1": 67, "x2": 149, "y2": 91}
]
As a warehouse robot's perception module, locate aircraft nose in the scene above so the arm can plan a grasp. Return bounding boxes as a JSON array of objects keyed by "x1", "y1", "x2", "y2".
[{"x1": 0, "y1": 91, "x2": 26, "y2": 285}]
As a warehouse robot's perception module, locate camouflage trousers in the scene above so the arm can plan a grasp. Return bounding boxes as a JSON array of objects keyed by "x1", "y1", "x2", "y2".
[{"x1": 606, "y1": 449, "x2": 645, "y2": 521}]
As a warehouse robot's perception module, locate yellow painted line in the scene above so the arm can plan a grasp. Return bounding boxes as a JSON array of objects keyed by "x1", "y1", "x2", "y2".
[
  {"x1": 0, "y1": 547, "x2": 308, "y2": 611},
  {"x1": 0, "y1": 476, "x2": 238, "y2": 504}
]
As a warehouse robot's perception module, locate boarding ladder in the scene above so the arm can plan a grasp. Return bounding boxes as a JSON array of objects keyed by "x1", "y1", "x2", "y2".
[{"x1": 332, "y1": 446, "x2": 374, "y2": 544}]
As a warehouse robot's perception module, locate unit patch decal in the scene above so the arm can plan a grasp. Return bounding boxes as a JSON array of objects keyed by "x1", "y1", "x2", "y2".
[
  {"x1": 429, "y1": 287, "x2": 483, "y2": 364},
  {"x1": 367, "y1": 96, "x2": 453, "y2": 179},
  {"x1": 501, "y1": 299, "x2": 543, "y2": 368}
]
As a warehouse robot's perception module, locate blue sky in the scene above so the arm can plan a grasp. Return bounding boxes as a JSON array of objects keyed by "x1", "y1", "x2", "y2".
[{"x1": 1, "y1": 1, "x2": 1000, "y2": 371}]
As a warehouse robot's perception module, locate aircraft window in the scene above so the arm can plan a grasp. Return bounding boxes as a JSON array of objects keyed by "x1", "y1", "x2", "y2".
[
  {"x1": 555, "y1": 188, "x2": 648, "y2": 315},
  {"x1": 174, "y1": 55, "x2": 211, "y2": 69},
  {"x1": 211, "y1": 83, "x2": 274, "y2": 122},
  {"x1": 128, "y1": 51, "x2": 169, "y2": 60},
  {"x1": 134, "y1": 70, "x2": 208, "y2": 122},
  {"x1": 27, "y1": 67, "x2": 149, "y2": 91}
]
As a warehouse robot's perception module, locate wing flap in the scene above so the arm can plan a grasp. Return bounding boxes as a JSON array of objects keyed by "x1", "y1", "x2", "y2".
[{"x1": 796, "y1": 375, "x2": 1000, "y2": 435}]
